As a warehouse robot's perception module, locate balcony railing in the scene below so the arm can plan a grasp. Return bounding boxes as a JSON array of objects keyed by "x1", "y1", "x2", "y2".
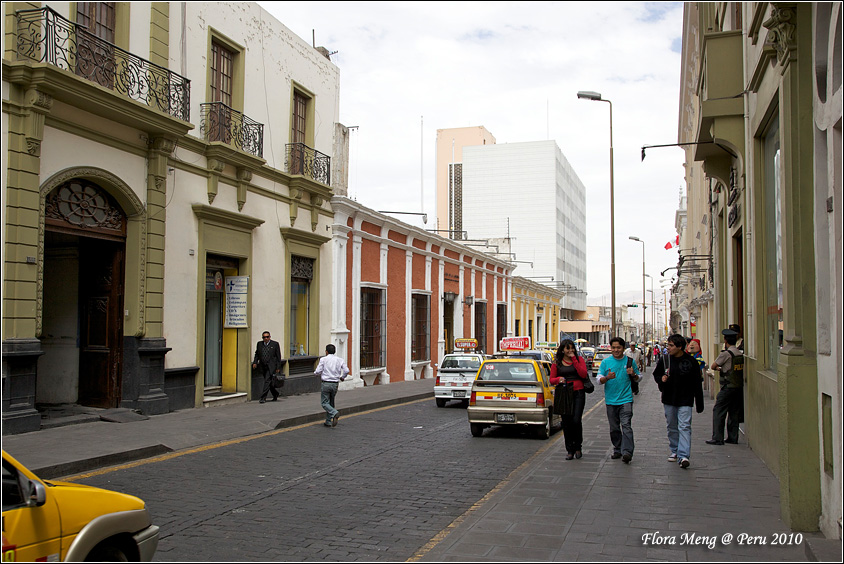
[
  {"x1": 200, "y1": 102, "x2": 264, "y2": 158},
  {"x1": 285, "y1": 143, "x2": 331, "y2": 186},
  {"x1": 15, "y1": 7, "x2": 190, "y2": 122}
]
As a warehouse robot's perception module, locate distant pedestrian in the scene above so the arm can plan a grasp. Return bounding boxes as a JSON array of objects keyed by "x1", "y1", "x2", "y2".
[
  {"x1": 624, "y1": 342, "x2": 644, "y2": 373},
  {"x1": 550, "y1": 339, "x2": 589, "y2": 460},
  {"x1": 646, "y1": 344, "x2": 652, "y2": 367},
  {"x1": 653, "y1": 334, "x2": 704, "y2": 469},
  {"x1": 597, "y1": 337, "x2": 640, "y2": 463},
  {"x1": 314, "y1": 344, "x2": 350, "y2": 427},
  {"x1": 706, "y1": 328, "x2": 744, "y2": 445},
  {"x1": 252, "y1": 331, "x2": 283, "y2": 403}
]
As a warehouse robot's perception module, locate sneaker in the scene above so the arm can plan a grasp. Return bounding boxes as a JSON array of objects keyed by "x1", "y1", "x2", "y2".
[
  {"x1": 331, "y1": 414, "x2": 339, "y2": 427},
  {"x1": 622, "y1": 453, "x2": 632, "y2": 464},
  {"x1": 667, "y1": 453, "x2": 677, "y2": 462},
  {"x1": 680, "y1": 458, "x2": 690, "y2": 469},
  {"x1": 611, "y1": 452, "x2": 622, "y2": 460}
]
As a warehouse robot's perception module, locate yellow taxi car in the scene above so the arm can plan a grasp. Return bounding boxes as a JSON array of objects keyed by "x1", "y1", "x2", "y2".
[
  {"x1": 467, "y1": 358, "x2": 561, "y2": 439},
  {"x1": 2, "y1": 450, "x2": 159, "y2": 562}
]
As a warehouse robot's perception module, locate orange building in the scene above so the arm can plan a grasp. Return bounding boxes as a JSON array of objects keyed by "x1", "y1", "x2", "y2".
[{"x1": 330, "y1": 197, "x2": 513, "y2": 387}]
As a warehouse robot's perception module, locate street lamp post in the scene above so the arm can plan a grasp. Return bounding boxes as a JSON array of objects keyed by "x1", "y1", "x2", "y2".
[
  {"x1": 578, "y1": 90, "x2": 616, "y2": 336},
  {"x1": 645, "y1": 273, "x2": 654, "y2": 341},
  {"x1": 629, "y1": 236, "x2": 646, "y2": 346}
]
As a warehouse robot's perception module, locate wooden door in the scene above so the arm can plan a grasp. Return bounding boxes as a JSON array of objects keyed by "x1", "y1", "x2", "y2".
[
  {"x1": 78, "y1": 238, "x2": 125, "y2": 408},
  {"x1": 75, "y1": 2, "x2": 116, "y2": 88}
]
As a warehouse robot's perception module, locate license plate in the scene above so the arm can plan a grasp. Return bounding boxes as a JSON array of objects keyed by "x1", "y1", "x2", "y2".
[
  {"x1": 453, "y1": 391, "x2": 466, "y2": 398},
  {"x1": 496, "y1": 413, "x2": 516, "y2": 423}
]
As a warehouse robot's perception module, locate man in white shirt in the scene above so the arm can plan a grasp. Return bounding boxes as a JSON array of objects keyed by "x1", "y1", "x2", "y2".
[
  {"x1": 624, "y1": 342, "x2": 644, "y2": 372},
  {"x1": 314, "y1": 344, "x2": 350, "y2": 427}
]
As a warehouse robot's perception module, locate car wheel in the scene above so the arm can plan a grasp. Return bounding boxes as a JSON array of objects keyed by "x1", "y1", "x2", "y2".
[
  {"x1": 535, "y1": 411, "x2": 551, "y2": 440},
  {"x1": 435, "y1": 398, "x2": 446, "y2": 408},
  {"x1": 85, "y1": 543, "x2": 130, "y2": 563},
  {"x1": 470, "y1": 423, "x2": 484, "y2": 437}
]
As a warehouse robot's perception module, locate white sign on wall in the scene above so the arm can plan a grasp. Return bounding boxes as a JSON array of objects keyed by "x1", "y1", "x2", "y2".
[{"x1": 224, "y1": 276, "x2": 249, "y2": 328}]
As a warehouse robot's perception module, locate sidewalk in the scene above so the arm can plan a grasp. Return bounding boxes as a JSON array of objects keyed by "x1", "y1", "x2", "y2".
[
  {"x1": 415, "y1": 369, "x2": 841, "y2": 563},
  {"x1": 1, "y1": 378, "x2": 434, "y2": 480}
]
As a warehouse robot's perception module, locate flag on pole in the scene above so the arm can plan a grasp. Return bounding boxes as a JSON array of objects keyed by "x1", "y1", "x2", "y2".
[{"x1": 665, "y1": 235, "x2": 680, "y2": 250}]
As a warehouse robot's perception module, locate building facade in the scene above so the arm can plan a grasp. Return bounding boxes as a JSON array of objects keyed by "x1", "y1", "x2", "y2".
[
  {"x1": 461, "y1": 140, "x2": 588, "y2": 312},
  {"x1": 329, "y1": 197, "x2": 513, "y2": 387},
  {"x1": 677, "y1": 2, "x2": 842, "y2": 537},
  {"x1": 3, "y1": 2, "x2": 340, "y2": 433},
  {"x1": 510, "y1": 277, "x2": 565, "y2": 348}
]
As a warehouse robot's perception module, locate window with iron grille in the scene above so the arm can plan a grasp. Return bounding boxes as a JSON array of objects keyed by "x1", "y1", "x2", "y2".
[
  {"x1": 210, "y1": 41, "x2": 234, "y2": 106},
  {"x1": 411, "y1": 294, "x2": 430, "y2": 361},
  {"x1": 361, "y1": 288, "x2": 386, "y2": 369},
  {"x1": 474, "y1": 301, "x2": 487, "y2": 353}
]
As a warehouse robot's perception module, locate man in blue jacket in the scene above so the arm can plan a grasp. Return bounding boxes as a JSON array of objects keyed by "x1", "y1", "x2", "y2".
[{"x1": 598, "y1": 337, "x2": 641, "y2": 463}]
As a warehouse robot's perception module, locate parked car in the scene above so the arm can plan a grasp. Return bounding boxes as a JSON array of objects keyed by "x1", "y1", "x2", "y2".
[
  {"x1": 434, "y1": 353, "x2": 484, "y2": 407},
  {"x1": 467, "y1": 358, "x2": 561, "y2": 439},
  {"x1": 2, "y1": 450, "x2": 159, "y2": 562},
  {"x1": 591, "y1": 350, "x2": 613, "y2": 376}
]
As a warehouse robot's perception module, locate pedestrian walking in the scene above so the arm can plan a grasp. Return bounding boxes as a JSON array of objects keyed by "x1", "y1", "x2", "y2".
[
  {"x1": 550, "y1": 339, "x2": 589, "y2": 460},
  {"x1": 314, "y1": 344, "x2": 350, "y2": 427},
  {"x1": 597, "y1": 337, "x2": 640, "y2": 463},
  {"x1": 653, "y1": 334, "x2": 705, "y2": 469},
  {"x1": 252, "y1": 331, "x2": 283, "y2": 403},
  {"x1": 624, "y1": 342, "x2": 644, "y2": 373},
  {"x1": 706, "y1": 328, "x2": 744, "y2": 445}
]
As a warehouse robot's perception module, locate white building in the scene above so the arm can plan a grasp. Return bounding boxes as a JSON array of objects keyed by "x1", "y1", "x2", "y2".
[{"x1": 461, "y1": 140, "x2": 587, "y2": 312}]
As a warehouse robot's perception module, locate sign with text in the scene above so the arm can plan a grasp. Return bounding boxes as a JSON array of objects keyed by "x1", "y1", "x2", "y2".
[
  {"x1": 224, "y1": 276, "x2": 249, "y2": 328},
  {"x1": 499, "y1": 336, "x2": 531, "y2": 351},
  {"x1": 454, "y1": 338, "x2": 478, "y2": 349}
]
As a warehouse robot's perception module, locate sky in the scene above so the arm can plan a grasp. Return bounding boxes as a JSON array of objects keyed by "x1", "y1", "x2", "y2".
[{"x1": 259, "y1": 1, "x2": 686, "y2": 311}]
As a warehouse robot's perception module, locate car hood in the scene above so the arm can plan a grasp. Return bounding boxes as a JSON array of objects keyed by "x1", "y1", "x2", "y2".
[{"x1": 45, "y1": 480, "x2": 147, "y2": 533}]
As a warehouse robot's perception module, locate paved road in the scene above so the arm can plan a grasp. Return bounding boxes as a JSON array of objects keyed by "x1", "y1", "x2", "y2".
[{"x1": 68, "y1": 398, "x2": 579, "y2": 561}]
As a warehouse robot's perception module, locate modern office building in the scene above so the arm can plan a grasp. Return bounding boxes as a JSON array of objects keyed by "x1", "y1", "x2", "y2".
[{"x1": 461, "y1": 140, "x2": 588, "y2": 313}]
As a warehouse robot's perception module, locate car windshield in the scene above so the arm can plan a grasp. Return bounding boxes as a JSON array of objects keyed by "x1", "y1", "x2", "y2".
[
  {"x1": 440, "y1": 356, "x2": 481, "y2": 369},
  {"x1": 478, "y1": 362, "x2": 537, "y2": 382}
]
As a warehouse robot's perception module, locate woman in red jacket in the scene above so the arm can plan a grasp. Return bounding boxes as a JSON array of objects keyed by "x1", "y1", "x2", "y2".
[{"x1": 551, "y1": 339, "x2": 590, "y2": 460}]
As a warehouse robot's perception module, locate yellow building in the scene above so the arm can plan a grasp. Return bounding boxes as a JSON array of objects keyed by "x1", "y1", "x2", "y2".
[{"x1": 509, "y1": 277, "x2": 564, "y2": 350}]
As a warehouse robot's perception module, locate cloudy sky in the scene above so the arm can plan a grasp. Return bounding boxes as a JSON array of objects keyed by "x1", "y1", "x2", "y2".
[{"x1": 259, "y1": 1, "x2": 686, "y2": 310}]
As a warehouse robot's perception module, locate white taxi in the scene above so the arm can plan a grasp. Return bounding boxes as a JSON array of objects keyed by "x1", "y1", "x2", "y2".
[{"x1": 434, "y1": 353, "x2": 484, "y2": 407}]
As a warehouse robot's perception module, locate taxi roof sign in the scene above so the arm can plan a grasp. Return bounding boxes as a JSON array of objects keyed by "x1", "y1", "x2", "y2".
[
  {"x1": 454, "y1": 338, "x2": 478, "y2": 349},
  {"x1": 499, "y1": 336, "x2": 531, "y2": 351}
]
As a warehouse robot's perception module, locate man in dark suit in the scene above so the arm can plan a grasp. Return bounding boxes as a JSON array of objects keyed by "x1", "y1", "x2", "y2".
[{"x1": 252, "y1": 331, "x2": 283, "y2": 403}]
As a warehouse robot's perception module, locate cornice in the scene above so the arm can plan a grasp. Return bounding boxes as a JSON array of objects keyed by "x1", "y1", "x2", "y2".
[{"x1": 191, "y1": 204, "x2": 264, "y2": 231}]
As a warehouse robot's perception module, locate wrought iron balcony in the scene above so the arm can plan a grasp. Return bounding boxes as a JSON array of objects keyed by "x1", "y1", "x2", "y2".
[
  {"x1": 285, "y1": 143, "x2": 331, "y2": 186},
  {"x1": 200, "y1": 102, "x2": 264, "y2": 158},
  {"x1": 15, "y1": 7, "x2": 190, "y2": 122}
]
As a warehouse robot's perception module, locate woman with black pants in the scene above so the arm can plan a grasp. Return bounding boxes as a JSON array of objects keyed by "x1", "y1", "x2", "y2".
[{"x1": 551, "y1": 339, "x2": 590, "y2": 460}]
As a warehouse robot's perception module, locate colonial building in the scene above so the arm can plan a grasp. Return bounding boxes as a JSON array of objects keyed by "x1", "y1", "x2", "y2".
[
  {"x1": 510, "y1": 277, "x2": 565, "y2": 348},
  {"x1": 677, "y1": 2, "x2": 842, "y2": 537},
  {"x1": 3, "y1": 2, "x2": 340, "y2": 433},
  {"x1": 329, "y1": 197, "x2": 513, "y2": 387}
]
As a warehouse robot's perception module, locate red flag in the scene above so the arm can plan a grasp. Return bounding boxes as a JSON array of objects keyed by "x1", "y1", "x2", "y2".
[
  {"x1": 676, "y1": 235, "x2": 680, "y2": 245},
  {"x1": 665, "y1": 241, "x2": 673, "y2": 250}
]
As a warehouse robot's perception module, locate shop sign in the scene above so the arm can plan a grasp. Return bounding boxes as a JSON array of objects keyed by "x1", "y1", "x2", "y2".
[
  {"x1": 454, "y1": 338, "x2": 478, "y2": 349},
  {"x1": 224, "y1": 276, "x2": 249, "y2": 328},
  {"x1": 500, "y1": 336, "x2": 531, "y2": 351}
]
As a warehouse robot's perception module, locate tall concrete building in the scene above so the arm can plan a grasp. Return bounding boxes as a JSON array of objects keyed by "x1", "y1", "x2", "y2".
[
  {"x1": 462, "y1": 141, "x2": 587, "y2": 312},
  {"x1": 435, "y1": 126, "x2": 496, "y2": 239}
]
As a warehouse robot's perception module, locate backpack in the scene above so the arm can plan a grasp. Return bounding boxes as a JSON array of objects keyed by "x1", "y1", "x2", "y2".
[
  {"x1": 725, "y1": 350, "x2": 744, "y2": 389},
  {"x1": 627, "y1": 357, "x2": 639, "y2": 395}
]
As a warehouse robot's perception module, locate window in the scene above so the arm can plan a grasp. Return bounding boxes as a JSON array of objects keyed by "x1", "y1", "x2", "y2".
[
  {"x1": 210, "y1": 41, "x2": 234, "y2": 106},
  {"x1": 292, "y1": 91, "x2": 308, "y2": 144},
  {"x1": 290, "y1": 256, "x2": 314, "y2": 356},
  {"x1": 361, "y1": 288, "x2": 386, "y2": 368},
  {"x1": 763, "y1": 116, "x2": 783, "y2": 371},
  {"x1": 75, "y1": 2, "x2": 116, "y2": 88},
  {"x1": 411, "y1": 294, "x2": 430, "y2": 361},
  {"x1": 474, "y1": 301, "x2": 487, "y2": 353},
  {"x1": 77, "y1": 2, "x2": 115, "y2": 41}
]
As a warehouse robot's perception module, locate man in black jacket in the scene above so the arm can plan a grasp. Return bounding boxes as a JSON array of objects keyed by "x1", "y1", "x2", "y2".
[
  {"x1": 653, "y1": 334, "x2": 704, "y2": 469},
  {"x1": 252, "y1": 331, "x2": 283, "y2": 403}
]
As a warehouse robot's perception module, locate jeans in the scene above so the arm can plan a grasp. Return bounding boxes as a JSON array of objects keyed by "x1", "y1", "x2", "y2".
[
  {"x1": 606, "y1": 402, "x2": 634, "y2": 456},
  {"x1": 321, "y1": 381, "x2": 339, "y2": 423},
  {"x1": 664, "y1": 404, "x2": 693, "y2": 459},
  {"x1": 562, "y1": 389, "x2": 586, "y2": 454},
  {"x1": 712, "y1": 386, "x2": 742, "y2": 442}
]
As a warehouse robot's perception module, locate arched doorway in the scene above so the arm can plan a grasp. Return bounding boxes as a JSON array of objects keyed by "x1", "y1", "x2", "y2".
[{"x1": 41, "y1": 179, "x2": 127, "y2": 408}]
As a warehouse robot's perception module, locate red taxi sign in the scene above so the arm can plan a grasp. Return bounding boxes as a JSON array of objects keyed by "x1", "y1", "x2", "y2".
[
  {"x1": 499, "y1": 336, "x2": 531, "y2": 351},
  {"x1": 454, "y1": 338, "x2": 478, "y2": 349}
]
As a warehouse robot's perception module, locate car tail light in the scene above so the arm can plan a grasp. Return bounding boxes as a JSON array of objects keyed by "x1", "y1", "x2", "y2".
[
  {"x1": 435, "y1": 376, "x2": 440, "y2": 386},
  {"x1": 469, "y1": 391, "x2": 476, "y2": 406},
  {"x1": 536, "y1": 393, "x2": 545, "y2": 407}
]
